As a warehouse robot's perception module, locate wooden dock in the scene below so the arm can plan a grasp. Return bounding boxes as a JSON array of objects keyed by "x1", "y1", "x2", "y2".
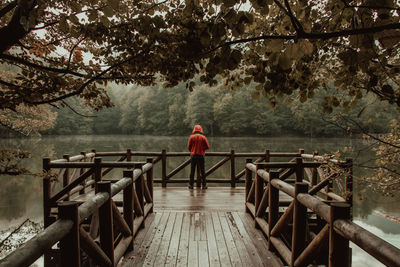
[
  {"x1": 3, "y1": 150, "x2": 399, "y2": 267},
  {"x1": 119, "y1": 187, "x2": 283, "y2": 267}
]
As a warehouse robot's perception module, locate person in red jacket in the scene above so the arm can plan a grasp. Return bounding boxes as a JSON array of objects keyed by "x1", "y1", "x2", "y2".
[{"x1": 187, "y1": 124, "x2": 210, "y2": 189}]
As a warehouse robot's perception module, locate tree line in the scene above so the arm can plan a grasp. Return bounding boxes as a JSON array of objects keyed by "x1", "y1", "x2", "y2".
[{"x1": 41, "y1": 82, "x2": 397, "y2": 137}]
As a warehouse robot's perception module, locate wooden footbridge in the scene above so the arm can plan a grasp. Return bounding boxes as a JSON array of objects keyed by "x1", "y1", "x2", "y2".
[{"x1": 1, "y1": 149, "x2": 400, "y2": 267}]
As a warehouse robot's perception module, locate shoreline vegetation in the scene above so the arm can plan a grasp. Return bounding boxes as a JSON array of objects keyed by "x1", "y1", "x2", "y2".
[{"x1": 1, "y1": 83, "x2": 398, "y2": 139}]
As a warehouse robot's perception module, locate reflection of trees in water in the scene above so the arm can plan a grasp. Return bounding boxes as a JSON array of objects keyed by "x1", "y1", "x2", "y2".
[
  {"x1": 1, "y1": 135, "x2": 399, "y2": 225},
  {"x1": 0, "y1": 175, "x2": 42, "y2": 220}
]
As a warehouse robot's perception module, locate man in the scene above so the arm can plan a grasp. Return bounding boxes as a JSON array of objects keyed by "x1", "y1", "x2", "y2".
[{"x1": 187, "y1": 124, "x2": 210, "y2": 189}]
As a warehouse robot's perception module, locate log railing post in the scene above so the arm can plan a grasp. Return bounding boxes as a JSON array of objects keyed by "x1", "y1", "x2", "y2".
[
  {"x1": 123, "y1": 170, "x2": 134, "y2": 251},
  {"x1": 311, "y1": 151, "x2": 318, "y2": 186},
  {"x1": 63, "y1": 154, "x2": 70, "y2": 201},
  {"x1": 146, "y1": 158, "x2": 154, "y2": 213},
  {"x1": 79, "y1": 152, "x2": 86, "y2": 195},
  {"x1": 291, "y1": 182, "x2": 309, "y2": 266},
  {"x1": 230, "y1": 149, "x2": 236, "y2": 188},
  {"x1": 329, "y1": 203, "x2": 351, "y2": 267},
  {"x1": 94, "y1": 157, "x2": 102, "y2": 193},
  {"x1": 98, "y1": 181, "x2": 115, "y2": 266},
  {"x1": 245, "y1": 158, "x2": 252, "y2": 209},
  {"x1": 91, "y1": 149, "x2": 96, "y2": 188},
  {"x1": 295, "y1": 157, "x2": 304, "y2": 183},
  {"x1": 135, "y1": 163, "x2": 145, "y2": 228},
  {"x1": 127, "y1": 148, "x2": 132, "y2": 167},
  {"x1": 265, "y1": 149, "x2": 270, "y2": 163},
  {"x1": 345, "y1": 158, "x2": 353, "y2": 205},
  {"x1": 59, "y1": 201, "x2": 80, "y2": 267},
  {"x1": 268, "y1": 171, "x2": 280, "y2": 251},
  {"x1": 43, "y1": 158, "x2": 55, "y2": 267},
  {"x1": 43, "y1": 158, "x2": 51, "y2": 228},
  {"x1": 161, "y1": 149, "x2": 167, "y2": 188},
  {"x1": 254, "y1": 163, "x2": 264, "y2": 228}
]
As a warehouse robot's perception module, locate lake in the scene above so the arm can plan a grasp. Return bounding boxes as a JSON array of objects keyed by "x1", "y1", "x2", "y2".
[{"x1": 0, "y1": 135, "x2": 399, "y2": 266}]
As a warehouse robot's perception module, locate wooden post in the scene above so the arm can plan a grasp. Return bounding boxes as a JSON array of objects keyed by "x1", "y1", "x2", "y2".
[
  {"x1": 329, "y1": 202, "x2": 351, "y2": 267},
  {"x1": 265, "y1": 149, "x2": 270, "y2": 163},
  {"x1": 161, "y1": 149, "x2": 167, "y2": 188},
  {"x1": 98, "y1": 181, "x2": 115, "y2": 266},
  {"x1": 135, "y1": 163, "x2": 145, "y2": 228},
  {"x1": 230, "y1": 149, "x2": 236, "y2": 188},
  {"x1": 94, "y1": 157, "x2": 102, "y2": 193},
  {"x1": 63, "y1": 154, "x2": 70, "y2": 201},
  {"x1": 123, "y1": 170, "x2": 134, "y2": 251},
  {"x1": 245, "y1": 158, "x2": 252, "y2": 209},
  {"x1": 254, "y1": 163, "x2": 264, "y2": 228},
  {"x1": 59, "y1": 201, "x2": 80, "y2": 267},
  {"x1": 127, "y1": 149, "x2": 132, "y2": 168},
  {"x1": 43, "y1": 158, "x2": 51, "y2": 228},
  {"x1": 311, "y1": 151, "x2": 318, "y2": 186},
  {"x1": 345, "y1": 158, "x2": 353, "y2": 205},
  {"x1": 295, "y1": 157, "x2": 304, "y2": 183},
  {"x1": 79, "y1": 152, "x2": 86, "y2": 195},
  {"x1": 291, "y1": 182, "x2": 309, "y2": 267},
  {"x1": 91, "y1": 149, "x2": 96, "y2": 188},
  {"x1": 146, "y1": 158, "x2": 154, "y2": 213},
  {"x1": 268, "y1": 171, "x2": 280, "y2": 251},
  {"x1": 43, "y1": 159, "x2": 55, "y2": 267}
]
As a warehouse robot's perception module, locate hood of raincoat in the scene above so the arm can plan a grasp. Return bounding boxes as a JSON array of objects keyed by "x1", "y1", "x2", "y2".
[{"x1": 192, "y1": 125, "x2": 203, "y2": 134}]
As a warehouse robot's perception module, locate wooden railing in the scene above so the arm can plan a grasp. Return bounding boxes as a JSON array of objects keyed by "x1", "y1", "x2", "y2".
[
  {"x1": 94, "y1": 149, "x2": 305, "y2": 187},
  {"x1": 245, "y1": 155, "x2": 400, "y2": 267},
  {"x1": 0, "y1": 158, "x2": 154, "y2": 267}
]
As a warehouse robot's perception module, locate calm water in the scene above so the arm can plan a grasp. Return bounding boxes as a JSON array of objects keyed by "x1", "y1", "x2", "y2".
[{"x1": 0, "y1": 135, "x2": 399, "y2": 266}]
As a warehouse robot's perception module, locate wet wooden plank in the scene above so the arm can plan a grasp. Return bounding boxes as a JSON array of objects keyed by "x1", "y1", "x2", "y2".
[
  {"x1": 142, "y1": 212, "x2": 170, "y2": 266},
  {"x1": 194, "y1": 212, "x2": 201, "y2": 241},
  {"x1": 188, "y1": 241, "x2": 198, "y2": 266},
  {"x1": 165, "y1": 212, "x2": 184, "y2": 267},
  {"x1": 225, "y1": 212, "x2": 253, "y2": 266},
  {"x1": 176, "y1": 212, "x2": 190, "y2": 267},
  {"x1": 237, "y1": 212, "x2": 284, "y2": 267},
  {"x1": 211, "y1": 212, "x2": 232, "y2": 267},
  {"x1": 200, "y1": 212, "x2": 207, "y2": 241},
  {"x1": 120, "y1": 212, "x2": 163, "y2": 266},
  {"x1": 228, "y1": 212, "x2": 263, "y2": 267},
  {"x1": 205, "y1": 213, "x2": 220, "y2": 267},
  {"x1": 218, "y1": 212, "x2": 242, "y2": 266},
  {"x1": 198, "y1": 240, "x2": 210, "y2": 267},
  {"x1": 154, "y1": 212, "x2": 177, "y2": 266}
]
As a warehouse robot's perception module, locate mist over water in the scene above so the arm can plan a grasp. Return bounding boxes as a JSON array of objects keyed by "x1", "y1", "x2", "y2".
[{"x1": 0, "y1": 135, "x2": 399, "y2": 266}]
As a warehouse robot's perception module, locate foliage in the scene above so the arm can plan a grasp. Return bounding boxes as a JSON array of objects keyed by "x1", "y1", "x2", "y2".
[
  {"x1": 0, "y1": 148, "x2": 31, "y2": 175},
  {"x1": 364, "y1": 119, "x2": 400, "y2": 196},
  {"x1": 41, "y1": 81, "x2": 399, "y2": 137},
  {"x1": 1, "y1": 0, "x2": 400, "y2": 112}
]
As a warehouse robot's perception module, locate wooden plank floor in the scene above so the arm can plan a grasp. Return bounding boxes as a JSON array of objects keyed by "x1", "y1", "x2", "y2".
[{"x1": 118, "y1": 187, "x2": 284, "y2": 267}]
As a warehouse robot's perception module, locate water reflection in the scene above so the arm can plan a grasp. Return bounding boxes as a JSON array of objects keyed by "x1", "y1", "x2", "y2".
[{"x1": 0, "y1": 135, "x2": 399, "y2": 265}]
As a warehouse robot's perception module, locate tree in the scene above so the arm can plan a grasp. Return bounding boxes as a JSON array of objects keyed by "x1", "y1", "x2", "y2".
[{"x1": 1, "y1": 0, "x2": 400, "y2": 112}]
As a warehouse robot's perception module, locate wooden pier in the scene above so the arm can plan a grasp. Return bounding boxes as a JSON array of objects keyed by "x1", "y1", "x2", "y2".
[
  {"x1": 120, "y1": 188, "x2": 284, "y2": 267},
  {"x1": 1, "y1": 149, "x2": 399, "y2": 267}
]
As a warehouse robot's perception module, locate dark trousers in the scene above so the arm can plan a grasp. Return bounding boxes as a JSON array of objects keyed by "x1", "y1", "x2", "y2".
[{"x1": 190, "y1": 155, "x2": 206, "y2": 186}]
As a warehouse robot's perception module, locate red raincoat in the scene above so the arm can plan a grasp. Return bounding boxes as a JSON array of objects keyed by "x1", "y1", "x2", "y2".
[{"x1": 188, "y1": 125, "x2": 210, "y2": 156}]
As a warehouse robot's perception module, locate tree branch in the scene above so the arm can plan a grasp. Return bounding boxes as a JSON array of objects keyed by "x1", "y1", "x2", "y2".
[
  {"x1": 218, "y1": 22, "x2": 400, "y2": 49},
  {"x1": 0, "y1": 53, "x2": 86, "y2": 77},
  {"x1": 0, "y1": 0, "x2": 17, "y2": 19},
  {"x1": 29, "y1": 50, "x2": 147, "y2": 105}
]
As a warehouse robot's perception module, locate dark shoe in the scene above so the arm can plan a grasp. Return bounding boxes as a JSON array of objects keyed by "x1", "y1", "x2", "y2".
[
  {"x1": 202, "y1": 184, "x2": 208, "y2": 189},
  {"x1": 188, "y1": 184, "x2": 194, "y2": 189}
]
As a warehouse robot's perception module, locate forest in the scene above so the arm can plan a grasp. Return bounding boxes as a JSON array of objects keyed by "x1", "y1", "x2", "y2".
[{"x1": 37, "y1": 81, "x2": 398, "y2": 137}]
